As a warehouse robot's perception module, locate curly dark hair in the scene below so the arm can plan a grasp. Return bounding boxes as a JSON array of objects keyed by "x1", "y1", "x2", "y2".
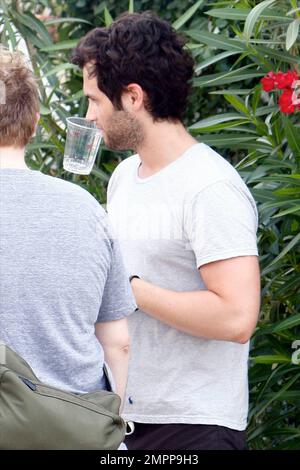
[{"x1": 71, "y1": 11, "x2": 195, "y2": 121}]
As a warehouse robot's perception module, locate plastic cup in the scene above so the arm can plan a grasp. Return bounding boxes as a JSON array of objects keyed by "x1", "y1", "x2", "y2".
[{"x1": 63, "y1": 117, "x2": 102, "y2": 175}]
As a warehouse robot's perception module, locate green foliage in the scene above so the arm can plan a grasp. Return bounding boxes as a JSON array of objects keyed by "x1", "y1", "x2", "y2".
[
  {"x1": 1, "y1": 0, "x2": 300, "y2": 449},
  {"x1": 188, "y1": 0, "x2": 300, "y2": 449}
]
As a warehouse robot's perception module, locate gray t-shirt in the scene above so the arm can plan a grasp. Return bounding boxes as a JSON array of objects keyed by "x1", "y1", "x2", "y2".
[
  {"x1": 0, "y1": 169, "x2": 136, "y2": 393},
  {"x1": 107, "y1": 143, "x2": 258, "y2": 430}
]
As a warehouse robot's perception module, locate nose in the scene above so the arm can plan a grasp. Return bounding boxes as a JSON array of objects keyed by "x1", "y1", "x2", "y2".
[{"x1": 86, "y1": 103, "x2": 96, "y2": 122}]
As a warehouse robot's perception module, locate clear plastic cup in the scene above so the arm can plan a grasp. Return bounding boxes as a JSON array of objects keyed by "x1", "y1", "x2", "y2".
[{"x1": 63, "y1": 117, "x2": 102, "y2": 175}]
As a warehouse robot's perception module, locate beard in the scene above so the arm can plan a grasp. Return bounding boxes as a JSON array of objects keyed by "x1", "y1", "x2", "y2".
[{"x1": 104, "y1": 110, "x2": 144, "y2": 151}]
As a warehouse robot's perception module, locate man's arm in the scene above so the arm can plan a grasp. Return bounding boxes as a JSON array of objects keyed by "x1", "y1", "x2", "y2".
[
  {"x1": 95, "y1": 318, "x2": 130, "y2": 410},
  {"x1": 130, "y1": 255, "x2": 260, "y2": 343}
]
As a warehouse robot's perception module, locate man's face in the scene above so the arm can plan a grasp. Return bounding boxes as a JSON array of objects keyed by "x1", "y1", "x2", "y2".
[{"x1": 83, "y1": 65, "x2": 143, "y2": 151}]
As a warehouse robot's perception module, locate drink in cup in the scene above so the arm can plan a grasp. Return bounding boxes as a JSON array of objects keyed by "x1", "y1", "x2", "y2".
[{"x1": 63, "y1": 117, "x2": 102, "y2": 175}]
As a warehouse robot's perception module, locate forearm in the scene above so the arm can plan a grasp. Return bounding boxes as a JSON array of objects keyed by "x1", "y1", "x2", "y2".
[
  {"x1": 103, "y1": 345, "x2": 129, "y2": 411},
  {"x1": 95, "y1": 318, "x2": 130, "y2": 411},
  {"x1": 132, "y1": 278, "x2": 256, "y2": 343}
]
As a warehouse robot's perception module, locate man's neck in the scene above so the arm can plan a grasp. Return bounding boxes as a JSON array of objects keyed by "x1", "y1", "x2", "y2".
[
  {"x1": 0, "y1": 146, "x2": 28, "y2": 169},
  {"x1": 136, "y1": 120, "x2": 198, "y2": 179}
]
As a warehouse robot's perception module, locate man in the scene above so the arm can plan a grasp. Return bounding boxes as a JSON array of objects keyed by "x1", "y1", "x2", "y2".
[
  {"x1": 72, "y1": 12, "x2": 260, "y2": 450},
  {"x1": 0, "y1": 46, "x2": 136, "y2": 410}
]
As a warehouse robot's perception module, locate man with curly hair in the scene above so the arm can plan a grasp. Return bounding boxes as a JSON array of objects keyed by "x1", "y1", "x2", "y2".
[{"x1": 72, "y1": 11, "x2": 260, "y2": 450}]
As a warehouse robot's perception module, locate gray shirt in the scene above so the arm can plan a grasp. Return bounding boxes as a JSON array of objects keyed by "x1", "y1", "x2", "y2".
[
  {"x1": 107, "y1": 143, "x2": 258, "y2": 430},
  {"x1": 0, "y1": 169, "x2": 136, "y2": 393}
]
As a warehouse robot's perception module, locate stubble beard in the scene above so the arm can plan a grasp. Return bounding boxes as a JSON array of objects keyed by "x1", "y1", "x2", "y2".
[{"x1": 104, "y1": 110, "x2": 144, "y2": 152}]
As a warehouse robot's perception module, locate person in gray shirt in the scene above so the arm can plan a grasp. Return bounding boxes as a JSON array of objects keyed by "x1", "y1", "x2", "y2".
[
  {"x1": 0, "y1": 46, "x2": 136, "y2": 407},
  {"x1": 72, "y1": 12, "x2": 261, "y2": 450}
]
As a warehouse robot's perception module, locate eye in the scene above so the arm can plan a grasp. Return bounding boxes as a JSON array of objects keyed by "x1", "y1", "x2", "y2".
[{"x1": 87, "y1": 96, "x2": 98, "y2": 103}]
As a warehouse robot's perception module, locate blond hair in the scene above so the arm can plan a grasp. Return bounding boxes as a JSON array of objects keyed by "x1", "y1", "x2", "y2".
[{"x1": 0, "y1": 46, "x2": 39, "y2": 147}]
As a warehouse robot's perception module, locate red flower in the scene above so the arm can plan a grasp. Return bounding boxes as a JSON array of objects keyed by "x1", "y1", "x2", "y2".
[
  {"x1": 261, "y1": 74, "x2": 276, "y2": 91},
  {"x1": 261, "y1": 70, "x2": 299, "y2": 92},
  {"x1": 274, "y1": 70, "x2": 298, "y2": 89},
  {"x1": 279, "y1": 89, "x2": 296, "y2": 114},
  {"x1": 261, "y1": 70, "x2": 300, "y2": 113}
]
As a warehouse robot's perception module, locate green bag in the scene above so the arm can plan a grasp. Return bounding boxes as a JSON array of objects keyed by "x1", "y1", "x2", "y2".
[{"x1": 0, "y1": 342, "x2": 125, "y2": 449}]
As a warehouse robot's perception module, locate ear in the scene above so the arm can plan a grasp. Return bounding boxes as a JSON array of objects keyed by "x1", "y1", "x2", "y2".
[{"x1": 121, "y1": 83, "x2": 145, "y2": 111}]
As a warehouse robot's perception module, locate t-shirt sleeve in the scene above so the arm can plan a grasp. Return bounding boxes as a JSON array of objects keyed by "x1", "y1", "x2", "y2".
[
  {"x1": 97, "y1": 220, "x2": 137, "y2": 322},
  {"x1": 184, "y1": 179, "x2": 259, "y2": 268}
]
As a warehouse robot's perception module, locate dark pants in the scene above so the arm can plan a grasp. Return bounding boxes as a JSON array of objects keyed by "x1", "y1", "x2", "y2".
[{"x1": 125, "y1": 423, "x2": 247, "y2": 450}]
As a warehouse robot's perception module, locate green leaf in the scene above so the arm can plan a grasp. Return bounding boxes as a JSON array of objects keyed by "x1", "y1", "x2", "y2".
[
  {"x1": 282, "y1": 116, "x2": 300, "y2": 158},
  {"x1": 224, "y1": 94, "x2": 249, "y2": 115},
  {"x1": 198, "y1": 134, "x2": 257, "y2": 146},
  {"x1": 185, "y1": 43, "x2": 204, "y2": 51},
  {"x1": 172, "y1": 0, "x2": 204, "y2": 30},
  {"x1": 39, "y1": 103, "x2": 51, "y2": 115},
  {"x1": 190, "y1": 113, "x2": 246, "y2": 128},
  {"x1": 251, "y1": 86, "x2": 262, "y2": 115},
  {"x1": 256, "y1": 106, "x2": 278, "y2": 116},
  {"x1": 286, "y1": 19, "x2": 300, "y2": 51},
  {"x1": 249, "y1": 39, "x2": 285, "y2": 45},
  {"x1": 193, "y1": 66, "x2": 263, "y2": 87},
  {"x1": 63, "y1": 90, "x2": 84, "y2": 104},
  {"x1": 205, "y1": 8, "x2": 250, "y2": 20},
  {"x1": 244, "y1": 0, "x2": 276, "y2": 41},
  {"x1": 190, "y1": 120, "x2": 249, "y2": 133},
  {"x1": 40, "y1": 40, "x2": 79, "y2": 52},
  {"x1": 255, "y1": 372, "x2": 300, "y2": 419},
  {"x1": 250, "y1": 355, "x2": 291, "y2": 364},
  {"x1": 255, "y1": 314, "x2": 300, "y2": 337},
  {"x1": 128, "y1": 0, "x2": 134, "y2": 13},
  {"x1": 10, "y1": 10, "x2": 53, "y2": 46},
  {"x1": 273, "y1": 206, "x2": 300, "y2": 217},
  {"x1": 13, "y1": 22, "x2": 45, "y2": 49},
  {"x1": 255, "y1": 45, "x2": 300, "y2": 64},
  {"x1": 262, "y1": 232, "x2": 300, "y2": 274},
  {"x1": 104, "y1": 7, "x2": 113, "y2": 26},
  {"x1": 91, "y1": 166, "x2": 110, "y2": 182},
  {"x1": 44, "y1": 63, "x2": 78, "y2": 78},
  {"x1": 259, "y1": 199, "x2": 300, "y2": 212},
  {"x1": 273, "y1": 187, "x2": 300, "y2": 196},
  {"x1": 0, "y1": 0, "x2": 8, "y2": 14},
  {"x1": 233, "y1": 141, "x2": 273, "y2": 151},
  {"x1": 195, "y1": 51, "x2": 240, "y2": 73},
  {"x1": 287, "y1": 7, "x2": 300, "y2": 16},
  {"x1": 45, "y1": 17, "x2": 93, "y2": 26},
  {"x1": 259, "y1": 174, "x2": 300, "y2": 185},
  {"x1": 205, "y1": 8, "x2": 289, "y2": 22},
  {"x1": 193, "y1": 135, "x2": 271, "y2": 151},
  {"x1": 186, "y1": 30, "x2": 245, "y2": 52},
  {"x1": 248, "y1": 409, "x2": 293, "y2": 441},
  {"x1": 275, "y1": 274, "x2": 300, "y2": 298},
  {"x1": 210, "y1": 89, "x2": 252, "y2": 95},
  {"x1": 27, "y1": 142, "x2": 57, "y2": 151},
  {"x1": 4, "y1": 18, "x2": 17, "y2": 49}
]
